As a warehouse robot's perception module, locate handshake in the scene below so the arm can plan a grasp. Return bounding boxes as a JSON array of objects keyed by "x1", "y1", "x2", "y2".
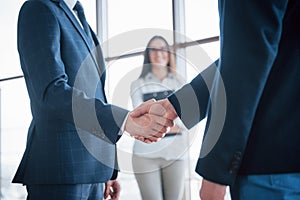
[{"x1": 124, "y1": 99, "x2": 178, "y2": 143}]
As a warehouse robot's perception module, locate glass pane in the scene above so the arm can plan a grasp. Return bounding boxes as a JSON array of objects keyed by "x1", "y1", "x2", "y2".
[
  {"x1": 1, "y1": 1, "x2": 28, "y2": 199},
  {"x1": 107, "y1": 0, "x2": 173, "y2": 57},
  {"x1": 0, "y1": 1, "x2": 25, "y2": 80},
  {"x1": 0, "y1": 1, "x2": 96, "y2": 80},
  {"x1": 185, "y1": 0, "x2": 219, "y2": 40},
  {"x1": 105, "y1": 56, "x2": 143, "y2": 109},
  {"x1": 186, "y1": 41, "x2": 220, "y2": 81},
  {"x1": 1, "y1": 80, "x2": 29, "y2": 199},
  {"x1": 108, "y1": 0, "x2": 172, "y2": 36}
]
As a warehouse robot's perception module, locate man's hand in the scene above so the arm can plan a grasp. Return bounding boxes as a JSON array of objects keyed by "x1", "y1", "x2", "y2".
[
  {"x1": 199, "y1": 179, "x2": 226, "y2": 200},
  {"x1": 104, "y1": 180, "x2": 120, "y2": 200},
  {"x1": 131, "y1": 99, "x2": 178, "y2": 120},
  {"x1": 125, "y1": 99, "x2": 177, "y2": 143}
]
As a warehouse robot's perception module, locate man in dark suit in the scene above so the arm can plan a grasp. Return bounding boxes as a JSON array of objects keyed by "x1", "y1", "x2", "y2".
[
  {"x1": 133, "y1": 0, "x2": 300, "y2": 199},
  {"x1": 13, "y1": 0, "x2": 173, "y2": 199}
]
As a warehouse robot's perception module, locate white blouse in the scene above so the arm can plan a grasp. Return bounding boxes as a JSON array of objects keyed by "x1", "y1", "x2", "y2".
[{"x1": 130, "y1": 72, "x2": 189, "y2": 160}]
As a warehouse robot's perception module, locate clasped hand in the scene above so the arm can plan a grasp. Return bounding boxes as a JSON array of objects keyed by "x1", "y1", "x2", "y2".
[{"x1": 125, "y1": 99, "x2": 177, "y2": 143}]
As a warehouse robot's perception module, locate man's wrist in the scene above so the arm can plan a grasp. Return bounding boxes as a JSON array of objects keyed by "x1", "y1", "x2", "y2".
[{"x1": 118, "y1": 113, "x2": 129, "y2": 135}]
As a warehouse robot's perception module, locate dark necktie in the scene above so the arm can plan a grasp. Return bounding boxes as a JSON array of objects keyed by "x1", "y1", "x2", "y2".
[{"x1": 73, "y1": 1, "x2": 94, "y2": 47}]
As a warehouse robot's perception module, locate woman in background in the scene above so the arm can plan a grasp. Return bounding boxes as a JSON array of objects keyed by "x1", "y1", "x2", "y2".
[{"x1": 130, "y1": 35, "x2": 188, "y2": 200}]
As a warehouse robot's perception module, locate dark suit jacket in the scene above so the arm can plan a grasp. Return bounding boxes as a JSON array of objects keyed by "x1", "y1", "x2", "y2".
[
  {"x1": 168, "y1": 0, "x2": 300, "y2": 186},
  {"x1": 13, "y1": 0, "x2": 128, "y2": 184}
]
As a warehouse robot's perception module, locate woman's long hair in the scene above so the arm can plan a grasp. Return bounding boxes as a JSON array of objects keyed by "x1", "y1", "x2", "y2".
[{"x1": 138, "y1": 35, "x2": 175, "y2": 79}]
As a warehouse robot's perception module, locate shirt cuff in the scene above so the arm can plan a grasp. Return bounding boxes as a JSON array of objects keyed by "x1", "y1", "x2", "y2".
[
  {"x1": 118, "y1": 113, "x2": 129, "y2": 135},
  {"x1": 174, "y1": 117, "x2": 188, "y2": 131}
]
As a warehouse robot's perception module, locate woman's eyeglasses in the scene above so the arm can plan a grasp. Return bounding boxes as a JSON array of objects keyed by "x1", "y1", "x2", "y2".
[{"x1": 148, "y1": 47, "x2": 169, "y2": 53}]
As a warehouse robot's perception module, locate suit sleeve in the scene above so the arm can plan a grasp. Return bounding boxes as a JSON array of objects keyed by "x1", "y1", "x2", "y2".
[
  {"x1": 168, "y1": 60, "x2": 218, "y2": 128},
  {"x1": 169, "y1": 0, "x2": 289, "y2": 185}
]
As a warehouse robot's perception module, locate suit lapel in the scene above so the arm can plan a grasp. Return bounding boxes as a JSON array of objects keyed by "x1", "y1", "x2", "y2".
[
  {"x1": 52, "y1": 0, "x2": 105, "y2": 82},
  {"x1": 55, "y1": 0, "x2": 94, "y2": 51},
  {"x1": 91, "y1": 31, "x2": 106, "y2": 82}
]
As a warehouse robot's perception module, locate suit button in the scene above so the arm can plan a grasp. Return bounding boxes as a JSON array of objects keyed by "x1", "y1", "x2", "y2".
[
  {"x1": 229, "y1": 163, "x2": 239, "y2": 174},
  {"x1": 229, "y1": 151, "x2": 243, "y2": 174},
  {"x1": 233, "y1": 151, "x2": 242, "y2": 160}
]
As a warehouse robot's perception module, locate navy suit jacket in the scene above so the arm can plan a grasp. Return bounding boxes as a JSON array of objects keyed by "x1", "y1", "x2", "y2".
[
  {"x1": 13, "y1": 0, "x2": 128, "y2": 184},
  {"x1": 169, "y1": 0, "x2": 300, "y2": 186}
]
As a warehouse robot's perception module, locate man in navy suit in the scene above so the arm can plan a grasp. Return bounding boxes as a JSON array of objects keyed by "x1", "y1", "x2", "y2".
[
  {"x1": 13, "y1": 0, "x2": 174, "y2": 199},
  {"x1": 134, "y1": 0, "x2": 300, "y2": 199}
]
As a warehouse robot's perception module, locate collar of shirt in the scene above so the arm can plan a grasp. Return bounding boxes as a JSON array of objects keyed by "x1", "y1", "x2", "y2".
[{"x1": 64, "y1": 0, "x2": 77, "y2": 10}]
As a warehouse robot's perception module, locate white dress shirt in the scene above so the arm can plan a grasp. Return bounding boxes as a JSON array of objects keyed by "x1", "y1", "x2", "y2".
[{"x1": 64, "y1": 0, "x2": 77, "y2": 17}]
